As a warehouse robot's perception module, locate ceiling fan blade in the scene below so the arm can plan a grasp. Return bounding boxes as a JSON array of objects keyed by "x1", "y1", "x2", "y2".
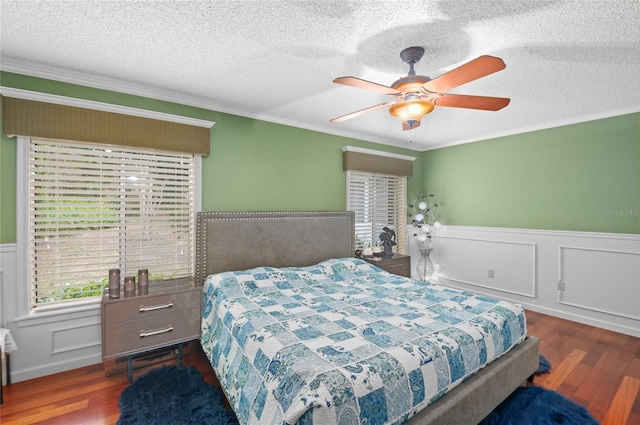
[
  {"x1": 334, "y1": 77, "x2": 402, "y2": 96},
  {"x1": 422, "y1": 55, "x2": 506, "y2": 93},
  {"x1": 434, "y1": 94, "x2": 510, "y2": 111},
  {"x1": 330, "y1": 102, "x2": 392, "y2": 123},
  {"x1": 402, "y1": 120, "x2": 421, "y2": 131}
]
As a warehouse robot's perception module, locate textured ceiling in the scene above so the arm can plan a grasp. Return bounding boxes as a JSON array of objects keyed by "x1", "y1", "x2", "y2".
[{"x1": 1, "y1": 0, "x2": 639, "y2": 151}]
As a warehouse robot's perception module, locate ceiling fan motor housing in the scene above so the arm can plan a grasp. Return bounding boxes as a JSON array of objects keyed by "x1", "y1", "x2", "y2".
[{"x1": 392, "y1": 75, "x2": 432, "y2": 95}]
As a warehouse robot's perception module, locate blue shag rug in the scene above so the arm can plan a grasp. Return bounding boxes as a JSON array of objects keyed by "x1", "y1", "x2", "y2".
[
  {"x1": 117, "y1": 366, "x2": 238, "y2": 425},
  {"x1": 118, "y1": 356, "x2": 597, "y2": 425},
  {"x1": 537, "y1": 354, "x2": 552, "y2": 374},
  {"x1": 480, "y1": 385, "x2": 599, "y2": 425},
  {"x1": 482, "y1": 354, "x2": 599, "y2": 425}
]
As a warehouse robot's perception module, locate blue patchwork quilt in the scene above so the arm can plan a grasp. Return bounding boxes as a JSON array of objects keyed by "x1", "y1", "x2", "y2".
[{"x1": 201, "y1": 258, "x2": 527, "y2": 425}]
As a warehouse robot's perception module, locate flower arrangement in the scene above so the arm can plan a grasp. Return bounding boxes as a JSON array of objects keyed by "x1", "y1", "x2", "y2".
[{"x1": 409, "y1": 194, "x2": 440, "y2": 228}]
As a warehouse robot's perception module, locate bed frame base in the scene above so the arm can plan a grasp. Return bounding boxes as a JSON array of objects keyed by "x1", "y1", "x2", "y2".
[{"x1": 406, "y1": 335, "x2": 539, "y2": 425}]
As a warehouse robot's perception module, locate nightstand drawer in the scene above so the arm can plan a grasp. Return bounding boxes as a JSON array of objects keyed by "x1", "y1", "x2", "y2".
[
  {"x1": 103, "y1": 307, "x2": 200, "y2": 358},
  {"x1": 364, "y1": 255, "x2": 411, "y2": 278},
  {"x1": 103, "y1": 290, "x2": 200, "y2": 325}
]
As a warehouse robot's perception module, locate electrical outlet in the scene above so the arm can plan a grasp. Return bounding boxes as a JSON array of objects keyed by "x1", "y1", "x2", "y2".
[{"x1": 488, "y1": 269, "x2": 495, "y2": 278}]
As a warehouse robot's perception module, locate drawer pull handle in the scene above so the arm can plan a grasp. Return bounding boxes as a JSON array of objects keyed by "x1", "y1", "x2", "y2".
[
  {"x1": 388, "y1": 263, "x2": 404, "y2": 268},
  {"x1": 139, "y1": 302, "x2": 174, "y2": 312},
  {"x1": 140, "y1": 325, "x2": 174, "y2": 338}
]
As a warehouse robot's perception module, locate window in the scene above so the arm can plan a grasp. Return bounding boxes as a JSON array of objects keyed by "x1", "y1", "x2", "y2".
[
  {"x1": 27, "y1": 138, "x2": 195, "y2": 308},
  {"x1": 346, "y1": 170, "x2": 406, "y2": 254}
]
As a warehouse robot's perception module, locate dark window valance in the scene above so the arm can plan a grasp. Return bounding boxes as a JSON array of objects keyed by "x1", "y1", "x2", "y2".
[
  {"x1": 2, "y1": 95, "x2": 211, "y2": 156},
  {"x1": 342, "y1": 146, "x2": 415, "y2": 177}
]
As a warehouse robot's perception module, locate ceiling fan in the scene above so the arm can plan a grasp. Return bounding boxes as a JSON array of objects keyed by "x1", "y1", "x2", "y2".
[{"x1": 330, "y1": 46, "x2": 510, "y2": 131}]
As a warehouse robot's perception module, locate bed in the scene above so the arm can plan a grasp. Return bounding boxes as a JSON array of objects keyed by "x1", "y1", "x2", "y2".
[{"x1": 196, "y1": 211, "x2": 539, "y2": 425}]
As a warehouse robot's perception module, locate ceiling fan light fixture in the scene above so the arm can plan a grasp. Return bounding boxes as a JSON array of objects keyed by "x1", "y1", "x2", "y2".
[{"x1": 389, "y1": 99, "x2": 434, "y2": 123}]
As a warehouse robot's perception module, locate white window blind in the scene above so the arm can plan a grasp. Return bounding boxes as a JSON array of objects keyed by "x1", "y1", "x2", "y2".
[
  {"x1": 346, "y1": 170, "x2": 406, "y2": 254},
  {"x1": 28, "y1": 138, "x2": 195, "y2": 308}
]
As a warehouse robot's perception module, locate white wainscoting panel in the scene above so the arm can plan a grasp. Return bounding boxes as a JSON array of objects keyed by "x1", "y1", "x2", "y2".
[
  {"x1": 406, "y1": 225, "x2": 640, "y2": 337},
  {"x1": 559, "y1": 247, "x2": 640, "y2": 320},
  {"x1": 51, "y1": 321, "x2": 102, "y2": 355},
  {"x1": 435, "y1": 236, "x2": 536, "y2": 298},
  {"x1": 0, "y1": 243, "x2": 103, "y2": 382}
]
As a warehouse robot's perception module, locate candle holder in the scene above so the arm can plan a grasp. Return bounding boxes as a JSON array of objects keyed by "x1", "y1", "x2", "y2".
[
  {"x1": 108, "y1": 269, "x2": 120, "y2": 299},
  {"x1": 138, "y1": 269, "x2": 149, "y2": 296},
  {"x1": 124, "y1": 276, "x2": 136, "y2": 298}
]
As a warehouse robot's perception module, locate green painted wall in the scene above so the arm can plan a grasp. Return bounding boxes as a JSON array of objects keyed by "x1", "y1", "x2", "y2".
[
  {"x1": 422, "y1": 113, "x2": 639, "y2": 234},
  {"x1": 2, "y1": 72, "x2": 637, "y2": 242},
  {"x1": 0, "y1": 102, "x2": 17, "y2": 245},
  {"x1": 0, "y1": 72, "x2": 421, "y2": 244}
]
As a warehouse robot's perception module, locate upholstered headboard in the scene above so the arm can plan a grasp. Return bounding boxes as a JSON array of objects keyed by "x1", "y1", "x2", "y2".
[{"x1": 195, "y1": 211, "x2": 355, "y2": 284}]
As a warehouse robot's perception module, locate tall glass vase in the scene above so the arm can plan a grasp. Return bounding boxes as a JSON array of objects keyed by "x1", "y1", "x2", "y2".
[
  {"x1": 414, "y1": 236, "x2": 435, "y2": 281},
  {"x1": 413, "y1": 221, "x2": 440, "y2": 281},
  {"x1": 417, "y1": 246, "x2": 434, "y2": 281}
]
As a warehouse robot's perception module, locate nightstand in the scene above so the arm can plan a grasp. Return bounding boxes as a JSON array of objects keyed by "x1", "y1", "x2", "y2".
[
  {"x1": 363, "y1": 254, "x2": 411, "y2": 278},
  {"x1": 101, "y1": 276, "x2": 201, "y2": 381}
]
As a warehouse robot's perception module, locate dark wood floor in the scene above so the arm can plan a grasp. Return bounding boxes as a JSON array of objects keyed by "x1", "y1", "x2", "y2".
[
  {"x1": 525, "y1": 310, "x2": 640, "y2": 425},
  {"x1": 1, "y1": 310, "x2": 639, "y2": 424}
]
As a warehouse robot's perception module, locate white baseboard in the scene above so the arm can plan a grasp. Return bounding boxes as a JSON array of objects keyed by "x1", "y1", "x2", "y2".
[{"x1": 11, "y1": 353, "x2": 102, "y2": 383}]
